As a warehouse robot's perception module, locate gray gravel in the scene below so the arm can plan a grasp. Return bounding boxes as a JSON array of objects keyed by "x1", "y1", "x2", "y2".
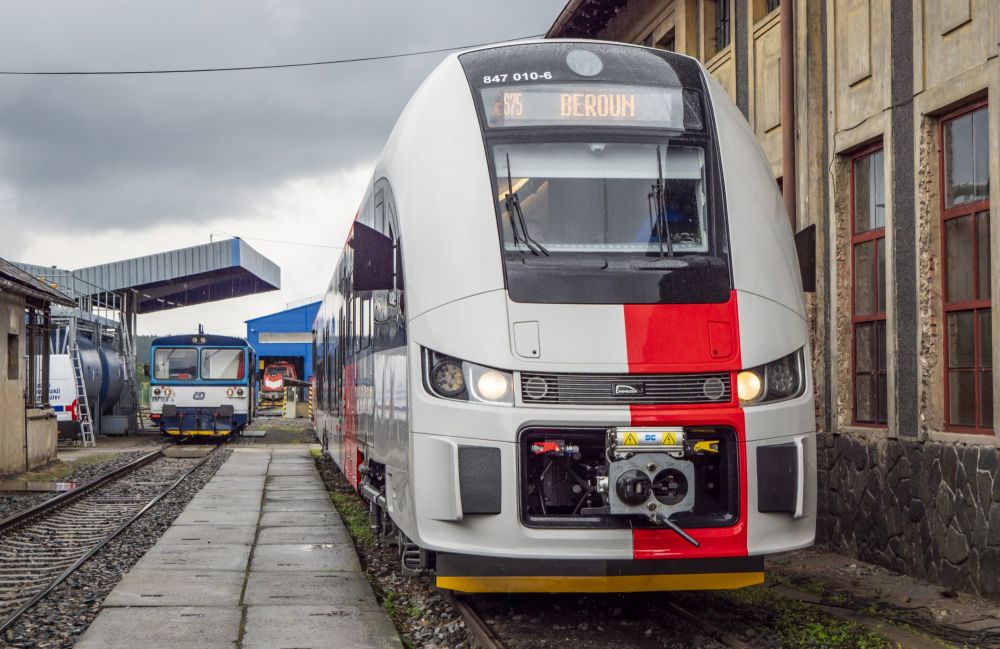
[
  {"x1": 0, "y1": 450, "x2": 157, "y2": 524},
  {"x1": 0, "y1": 448, "x2": 230, "y2": 649}
]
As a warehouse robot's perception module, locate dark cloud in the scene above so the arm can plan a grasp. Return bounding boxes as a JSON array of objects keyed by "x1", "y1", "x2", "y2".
[{"x1": 0, "y1": 0, "x2": 561, "y2": 231}]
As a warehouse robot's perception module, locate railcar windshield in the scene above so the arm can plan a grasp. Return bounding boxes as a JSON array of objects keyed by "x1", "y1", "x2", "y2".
[
  {"x1": 153, "y1": 348, "x2": 198, "y2": 381},
  {"x1": 202, "y1": 348, "x2": 246, "y2": 380},
  {"x1": 266, "y1": 366, "x2": 288, "y2": 376},
  {"x1": 495, "y1": 141, "x2": 707, "y2": 254}
]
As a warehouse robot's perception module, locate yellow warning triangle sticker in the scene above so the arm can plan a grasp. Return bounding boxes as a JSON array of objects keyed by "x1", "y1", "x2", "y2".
[
  {"x1": 663, "y1": 432, "x2": 676, "y2": 445},
  {"x1": 623, "y1": 432, "x2": 638, "y2": 446}
]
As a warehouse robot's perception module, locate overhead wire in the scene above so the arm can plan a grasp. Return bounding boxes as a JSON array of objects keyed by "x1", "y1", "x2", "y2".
[{"x1": 0, "y1": 34, "x2": 544, "y2": 76}]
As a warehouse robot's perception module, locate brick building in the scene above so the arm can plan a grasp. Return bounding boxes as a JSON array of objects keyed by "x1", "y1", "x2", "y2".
[{"x1": 548, "y1": 0, "x2": 999, "y2": 595}]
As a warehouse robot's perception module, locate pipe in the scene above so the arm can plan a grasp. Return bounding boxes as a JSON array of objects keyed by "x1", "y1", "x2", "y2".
[
  {"x1": 780, "y1": 0, "x2": 797, "y2": 229},
  {"x1": 360, "y1": 482, "x2": 387, "y2": 508}
]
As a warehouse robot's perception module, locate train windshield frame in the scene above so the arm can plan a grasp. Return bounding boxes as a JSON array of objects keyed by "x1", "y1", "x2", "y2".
[{"x1": 461, "y1": 43, "x2": 732, "y2": 305}]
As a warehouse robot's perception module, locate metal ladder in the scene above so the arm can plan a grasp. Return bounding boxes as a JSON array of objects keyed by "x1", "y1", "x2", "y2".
[
  {"x1": 68, "y1": 341, "x2": 96, "y2": 447},
  {"x1": 118, "y1": 318, "x2": 143, "y2": 433}
]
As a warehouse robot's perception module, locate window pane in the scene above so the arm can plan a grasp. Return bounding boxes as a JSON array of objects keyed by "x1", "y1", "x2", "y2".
[
  {"x1": 877, "y1": 372, "x2": 888, "y2": 424},
  {"x1": 972, "y1": 107, "x2": 989, "y2": 204},
  {"x1": 945, "y1": 215, "x2": 973, "y2": 302},
  {"x1": 982, "y1": 370, "x2": 993, "y2": 429},
  {"x1": 948, "y1": 311, "x2": 975, "y2": 368},
  {"x1": 877, "y1": 320, "x2": 887, "y2": 373},
  {"x1": 153, "y1": 348, "x2": 197, "y2": 380},
  {"x1": 854, "y1": 155, "x2": 872, "y2": 233},
  {"x1": 945, "y1": 113, "x2": 974, "y2": 208},
  {"x1": 982, "y1": 309, "x2": 992, "y2": 368},
  {"x1": 854, "y1": 241, "x2": 875, "y2": 314},
  {"x1": 977, "y1": 211, "x2": 991, "y2": 300},
  {"x1": 877, "y1": 237, "x2": 886, "y2": 313},
  {"x1": 872, "y1": 150, "x2": 885, "y2": 229},
  {"x1": 949, "y1": 370, "x2": 976, "y2": 426},
  {"x1": 201, "y1": 348, "x2": 245, "y2": 380},
  {"x1": 855, "y1": 323, "x2": 874, "y2": 373},
  {"x1": 856, "y1": 374, "x2": 875, "y2": 422}
]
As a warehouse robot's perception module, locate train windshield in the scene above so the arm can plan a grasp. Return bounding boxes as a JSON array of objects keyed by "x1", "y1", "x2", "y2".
[
  {"x1": 495, "y1": 141, "x2": 707, "y2": 254},
  {"x1": 153, "y1": 348, "x2": 198, "y2": 381},
  {"x1": 492, "y1": 139, "x2": 730, "y2": 304},
  {"x1": 202, "y1": 348, "x2": 245, "y2": 380}
]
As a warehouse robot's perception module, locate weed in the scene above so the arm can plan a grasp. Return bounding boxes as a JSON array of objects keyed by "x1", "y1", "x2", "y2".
[
  {"x1": 309, "y1": 448, "x2": 322, "y2": 459},
  {"x1": 327, "y1": 489, "x2": 374, "y2": 549}
]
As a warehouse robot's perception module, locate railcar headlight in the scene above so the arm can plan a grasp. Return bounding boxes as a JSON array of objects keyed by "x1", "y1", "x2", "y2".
[
  {"x1": 163, "y1": 387, "x2": 172, "y2": 397},
  {"x1": 738, "y1": 349, "x2": 805, "y2": 406},
  {"x1": 423, "y1": 349, "x2": 513, "y2": 406},
  {"x1": 227, "y1": 388, "x2": 235, "y2": 397},
  {"x1": 237, "y1": 388, "x2": 245, "y2": 397},
  {"x1": 153, "y1": 387, "x2": 161, "y2": 396},
  {"x1": 736, "y1": 371, "x2": 763, "y2": 404}
]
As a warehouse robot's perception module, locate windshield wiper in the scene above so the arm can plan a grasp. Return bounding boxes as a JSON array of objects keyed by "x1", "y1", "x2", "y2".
[
  {"x1": 504, "y1": 153, "x2": 549, "y2": 257},
  {"x1": 647, "y1": 145, "x2": 674, "y2": 258}
]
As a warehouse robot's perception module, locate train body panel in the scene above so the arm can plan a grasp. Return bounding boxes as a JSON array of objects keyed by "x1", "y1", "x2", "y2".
[{"x1": 313, "y1": 40, "x2": 815, "y2": 592}]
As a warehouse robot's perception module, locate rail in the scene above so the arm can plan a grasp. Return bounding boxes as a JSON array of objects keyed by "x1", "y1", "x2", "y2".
[{"x1": 0, "y1": 443, "x2": 219, "y2": 633}]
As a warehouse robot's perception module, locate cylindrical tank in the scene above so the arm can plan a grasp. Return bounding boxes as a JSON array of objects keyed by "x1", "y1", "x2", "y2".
[{"x1": 51, "y1": 329, "x2": 125, "y2": 416}]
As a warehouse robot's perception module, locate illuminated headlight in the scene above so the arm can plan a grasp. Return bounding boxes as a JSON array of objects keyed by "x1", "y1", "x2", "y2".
[
  {"x1": 738, "y1": 349, "x2": 804, "y2": 406},
  {"x1": 226, "y1": 387, "x2": 235, "y2": 397},
  {"x1": 423, "y1": 349, "x2": 513, "y2": 406},
  {"x1": 163, "y1": 387, "x2": 172, "y2": 397}
]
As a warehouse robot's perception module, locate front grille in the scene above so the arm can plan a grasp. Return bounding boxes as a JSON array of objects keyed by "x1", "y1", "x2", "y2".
[{"x1": 519, "y1": 371, "x2": 732, "y2": 406}]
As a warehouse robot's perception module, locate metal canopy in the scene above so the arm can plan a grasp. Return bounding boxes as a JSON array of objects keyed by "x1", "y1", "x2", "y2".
[
  {"x1": 0, "y1": 257, "x2": 76, "y2": 307},
  {"x1": 17, "y1": 238, "x2": 280, "y2": 313}
]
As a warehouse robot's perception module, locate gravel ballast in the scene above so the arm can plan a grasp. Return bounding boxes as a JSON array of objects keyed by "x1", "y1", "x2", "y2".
[
  {"x1": 1, "y1": 448, "x2": 231, "y2": 649},
  {"x1": 0, "y1": 450, "x2": 157, "y2": 524}
]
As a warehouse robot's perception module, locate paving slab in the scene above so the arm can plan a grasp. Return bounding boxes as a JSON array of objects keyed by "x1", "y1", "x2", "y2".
[
  {"x1": 262, "y1": 498, "x2": 335, "y2": 513},
  {"x1": 133, "y1": 543, "x2": 251, "y2": 571},
  {"x1": 157, "y1": 524, "x2": 257, "y2": 546},
  {"x1": 260, "y1": 510, "x2": 345, "y2": 527},
  {"x1": 264, "y1": 489, "x2": 333, "y2": 502},
  {"x1": 104, "y1": 569, "x2": 245, "y2": 607},
  {"x1": 172, "y1": 507, "x2": 261, "y2": 526},
  {"x1": 251, "y1": 543, "x2": 361, "y2": 572},
  {"x1": 265, "y1": 477, "x2": 325, "y2": 490},
  {"x1": 75, "y1": 606, "x2": 240, "y2": 649},
  {"x1": 256, "y1": 524, "x2": 350, "y2": 545},
  {"x1": 243, "y1": 605, "x2": 402, "y2": 649},
  {"x1": 243, "y1": 571, "x2": 378, "y2": 606}
]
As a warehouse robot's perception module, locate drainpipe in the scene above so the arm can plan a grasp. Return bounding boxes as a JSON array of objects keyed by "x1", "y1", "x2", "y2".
[{"x1": 780, "y1": 0, "x2": 797, "y2": 229}]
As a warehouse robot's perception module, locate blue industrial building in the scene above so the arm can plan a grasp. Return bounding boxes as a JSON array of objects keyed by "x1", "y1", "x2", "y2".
[{"x1": 245, "y1": 301, "x2": 320, "y2": 381}]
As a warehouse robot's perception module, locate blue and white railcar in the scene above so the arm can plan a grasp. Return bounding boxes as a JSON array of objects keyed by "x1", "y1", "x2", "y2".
[
  {"x1": 150, "y1": 333, "x2": 255, "y2": 437},
  {"x1": 314, "y1": 40, "x2": 816, "y2": 593}
]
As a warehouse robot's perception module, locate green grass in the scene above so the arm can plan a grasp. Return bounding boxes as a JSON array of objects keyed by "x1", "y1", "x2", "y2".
[
  {"x1": 309, "y1": 448, "x2": 322, "y2": 459},
  {"x1": 711, "y1": 586, "x2": 898, "y2": 649},
  {"x1": 328, "y1": 489, "x2": 374, "y2": 549}
]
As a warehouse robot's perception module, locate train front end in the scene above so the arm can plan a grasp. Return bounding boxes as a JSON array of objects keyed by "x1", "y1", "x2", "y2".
[
  {"x1": 364, "y1": 41, "x2": 815, "y2": 593},
  {"x1": 149, "y1": 335, "x2": 253, "y2": 438}
]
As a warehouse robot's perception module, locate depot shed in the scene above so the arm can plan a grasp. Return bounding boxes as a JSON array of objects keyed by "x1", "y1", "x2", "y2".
[{"x1": 245, "y1": 301, "x2": 320, "y2": 381}]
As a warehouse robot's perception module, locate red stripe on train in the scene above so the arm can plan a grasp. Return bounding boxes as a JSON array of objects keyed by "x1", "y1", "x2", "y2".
[{"x1": 623, "y1": 291, "x2": 748, "y2": 559}]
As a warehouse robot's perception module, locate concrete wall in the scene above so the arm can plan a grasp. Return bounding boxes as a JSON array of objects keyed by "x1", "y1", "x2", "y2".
[
  {"x1": 26, "y1": 408, "x2": 57, "y2": 471},
  {"x1": 0, "y1": 290, "x2": 26, "y2": 476}
]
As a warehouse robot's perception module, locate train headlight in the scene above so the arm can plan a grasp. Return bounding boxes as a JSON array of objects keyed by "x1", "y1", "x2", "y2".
[
  {"x1": 736, "y1": 371, "x2": 763, "y2": 404},
  {"x1": 237, "y1": 388, "x2": 245, "y2": 397},
  {"x1": 153, "y1": 387, "x2": 161, "y2": 396},
  {"x1": 473, "y1": 368, "x2": 511, "y2": 402},
  {"x1": 227, "y1": 387, "x2": 235, "y2": 397},
  {"x1": 738, "y1": 349, "x2": 805, "y2": 407},
  {"x1": 423, "y1": 349, "x2": 513, "y2": 406},
  {"x1": 163, "y1": 387, "x2": 172, "y2": 397}
]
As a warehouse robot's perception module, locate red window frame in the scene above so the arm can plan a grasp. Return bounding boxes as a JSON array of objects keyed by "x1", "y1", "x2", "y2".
[
  {"x1": 850, "y1": 142, "x2": 887, "y2": 426},
  {"x1": 940, "y1": 100, "x2": 991, "y2": 433}
]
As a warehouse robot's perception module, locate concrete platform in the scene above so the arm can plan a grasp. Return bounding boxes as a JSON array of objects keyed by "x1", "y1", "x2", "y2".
[{"x1": 77, "y1": 448, "x2": 401, "y2": 648}]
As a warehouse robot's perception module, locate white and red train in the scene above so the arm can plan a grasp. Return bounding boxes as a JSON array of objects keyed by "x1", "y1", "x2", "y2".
[{"x1": 313, "y1": 40, "x2": 816, "y2": 593}]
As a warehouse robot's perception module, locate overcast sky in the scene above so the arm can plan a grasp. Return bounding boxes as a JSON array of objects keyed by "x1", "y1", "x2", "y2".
[{"x1": 0, "y1": 1, "x2": 564, "y2": 335}]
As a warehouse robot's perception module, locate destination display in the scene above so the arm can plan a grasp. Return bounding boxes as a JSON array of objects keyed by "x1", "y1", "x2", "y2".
[{"x1": 481, "y1": 83, "x2": 686, "y2": 129}]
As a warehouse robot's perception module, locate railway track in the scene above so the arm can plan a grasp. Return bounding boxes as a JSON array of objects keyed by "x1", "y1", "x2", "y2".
[{"x1": 0, "y1": 444, "x2": 219, "y2": 632}]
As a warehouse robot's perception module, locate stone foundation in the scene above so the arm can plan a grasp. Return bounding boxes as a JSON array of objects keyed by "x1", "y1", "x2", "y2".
[{"x1": 818, "y1": 432, "x2": 1000, "y2": 597}]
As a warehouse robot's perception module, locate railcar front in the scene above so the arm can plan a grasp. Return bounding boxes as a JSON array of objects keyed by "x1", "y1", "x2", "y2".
[
  {"x1": 316, "y1": 40, "x2": 816, "y2": 594},
  {"x1": 149, "y1": 334, "x2": 254, "y2": 438}
]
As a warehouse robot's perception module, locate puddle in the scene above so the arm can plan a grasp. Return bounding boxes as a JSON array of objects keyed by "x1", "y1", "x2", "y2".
[{"x1": 0, "y1": 480, "x2": 78, "y2": 493}]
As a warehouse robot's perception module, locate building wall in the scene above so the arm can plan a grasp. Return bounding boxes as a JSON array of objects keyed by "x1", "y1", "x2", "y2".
[
  {"x1": 246, "y1": 302, "x2": 321, "y2": 380},
  {"x1": 550, "y1": 0, "x2": 1000, "y2": 596},
  {"x1": 0, "y1": 290, "x2": 26, "y2": 476}
]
